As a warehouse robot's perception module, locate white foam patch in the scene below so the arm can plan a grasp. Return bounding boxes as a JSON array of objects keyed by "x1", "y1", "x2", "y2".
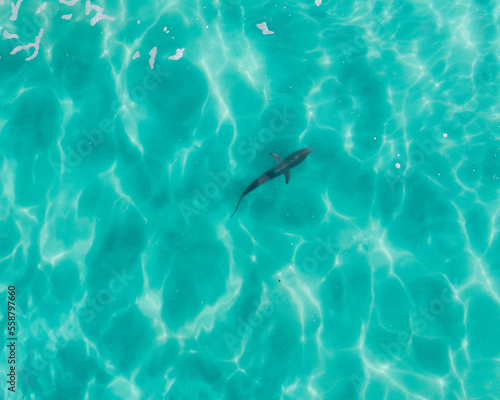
[
  {"x1": 36, "y1": 2, "x2": 46, "y2": 13},
  {"x1": 3, "y1": 30, "x2": 19, "y2": 39},
  {"x1": 61, "y1": 13, "x2": 72, "y2": 19},
  {"x1": 60, "y1": 0, "x2": 80, "y2": 5},
  {"x1": 148, "y1": 46, "x2": 157, "y2": 69},
  {"x1": 315, "y1": 0, "x2": 321, "y2": 5},
  {"x1": 10, "y1": 0, "x2": 23, "y2": 21},
  {"x1": 257, "y1": 22, "x2": 274, "y2": 35},
  {"x1": 168, "y1": 48, "x2": 184, "y2": 60},
  {"x1": 10, "y1": 28, "x2": 43, "y2": 61},
  {"x1": 85, "y1": 0, "x2": 115, "y2": 26},
  {"x1": 132, "y1": 51, "x2": 140, "y2": 60}
]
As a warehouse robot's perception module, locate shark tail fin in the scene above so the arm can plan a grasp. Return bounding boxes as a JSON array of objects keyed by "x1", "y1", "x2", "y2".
[{"x1": 230, "y1": 196, "x2": 244, "y2": 219}]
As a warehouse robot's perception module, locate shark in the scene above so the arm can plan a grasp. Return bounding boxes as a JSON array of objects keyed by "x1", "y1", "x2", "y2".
[{"x1": 230, "y1": 147, "x2": 312, "y2": 218}]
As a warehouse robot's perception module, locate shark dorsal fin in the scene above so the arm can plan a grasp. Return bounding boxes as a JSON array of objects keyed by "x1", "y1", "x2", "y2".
[{"x1": 270, "y1": 153, "x2": 282, "y2": 163}]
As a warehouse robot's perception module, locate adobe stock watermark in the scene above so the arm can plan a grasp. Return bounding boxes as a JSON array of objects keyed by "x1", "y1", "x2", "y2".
[
  {"x1": 50, "y1": 63, "x2": 169, "y2": 174},
  {"x1": 222, "y1": 288, "x2": 287, "y2": 354},
  {"x1": 384, "y1": 72, "x2": 498, "y2": 192},
  {"x1": 450, "y1": 72, "x2": 499, "y2": 125},
  {"x1": 349, "y1": 286, "x2": 455, "y2": 394},
  {"x1": 278, "y1": 235, "x2": 337, "y2": 288},
  {"x1": 50, "y1": 119, "x2": 113, "y2": 174},
  {"x1": 78, "y1": 268, "x2": 135, "y2": 323},
  {"x1": 18, "y1": 268, "x2": 134, "y2": 386},
  {"x1": 178, "y1": 105, "x2": 295, "y2": 222},
  {"x1": 3, "y1": 1, "x2": 61, "y2": 54},
  {"x1": 339, "y1": 21, "x2": 383, "y2": 63},
  {"x1": 383, "y1": 130, "x2": 448, "y2": 192},
  {"x1": 223, "y1": 235, "x2": 336, "y2": 354}
]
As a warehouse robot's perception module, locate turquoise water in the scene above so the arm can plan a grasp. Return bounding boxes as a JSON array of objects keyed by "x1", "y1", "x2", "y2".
[{"x1": 1, "y1": 0, "x2": 500, "y2": 399}]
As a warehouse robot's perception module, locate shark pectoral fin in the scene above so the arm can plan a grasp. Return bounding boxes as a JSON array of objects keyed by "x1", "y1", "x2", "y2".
[
  {"x1": 270, "y1": 153, "x2": 283, "y2": 163},
  {"x1": 285, "y1": 171, "x2": 290, "y2": 184}
]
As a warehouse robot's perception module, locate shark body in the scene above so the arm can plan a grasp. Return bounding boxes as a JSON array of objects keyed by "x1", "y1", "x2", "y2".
[{"x1": 230, "y1": 147, "x2": 312, "y2": 218}]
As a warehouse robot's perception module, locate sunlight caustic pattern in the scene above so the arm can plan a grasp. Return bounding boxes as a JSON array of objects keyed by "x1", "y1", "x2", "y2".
[{"x1": 0, "y1": 0, "x2": 499, "y2": 399}]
